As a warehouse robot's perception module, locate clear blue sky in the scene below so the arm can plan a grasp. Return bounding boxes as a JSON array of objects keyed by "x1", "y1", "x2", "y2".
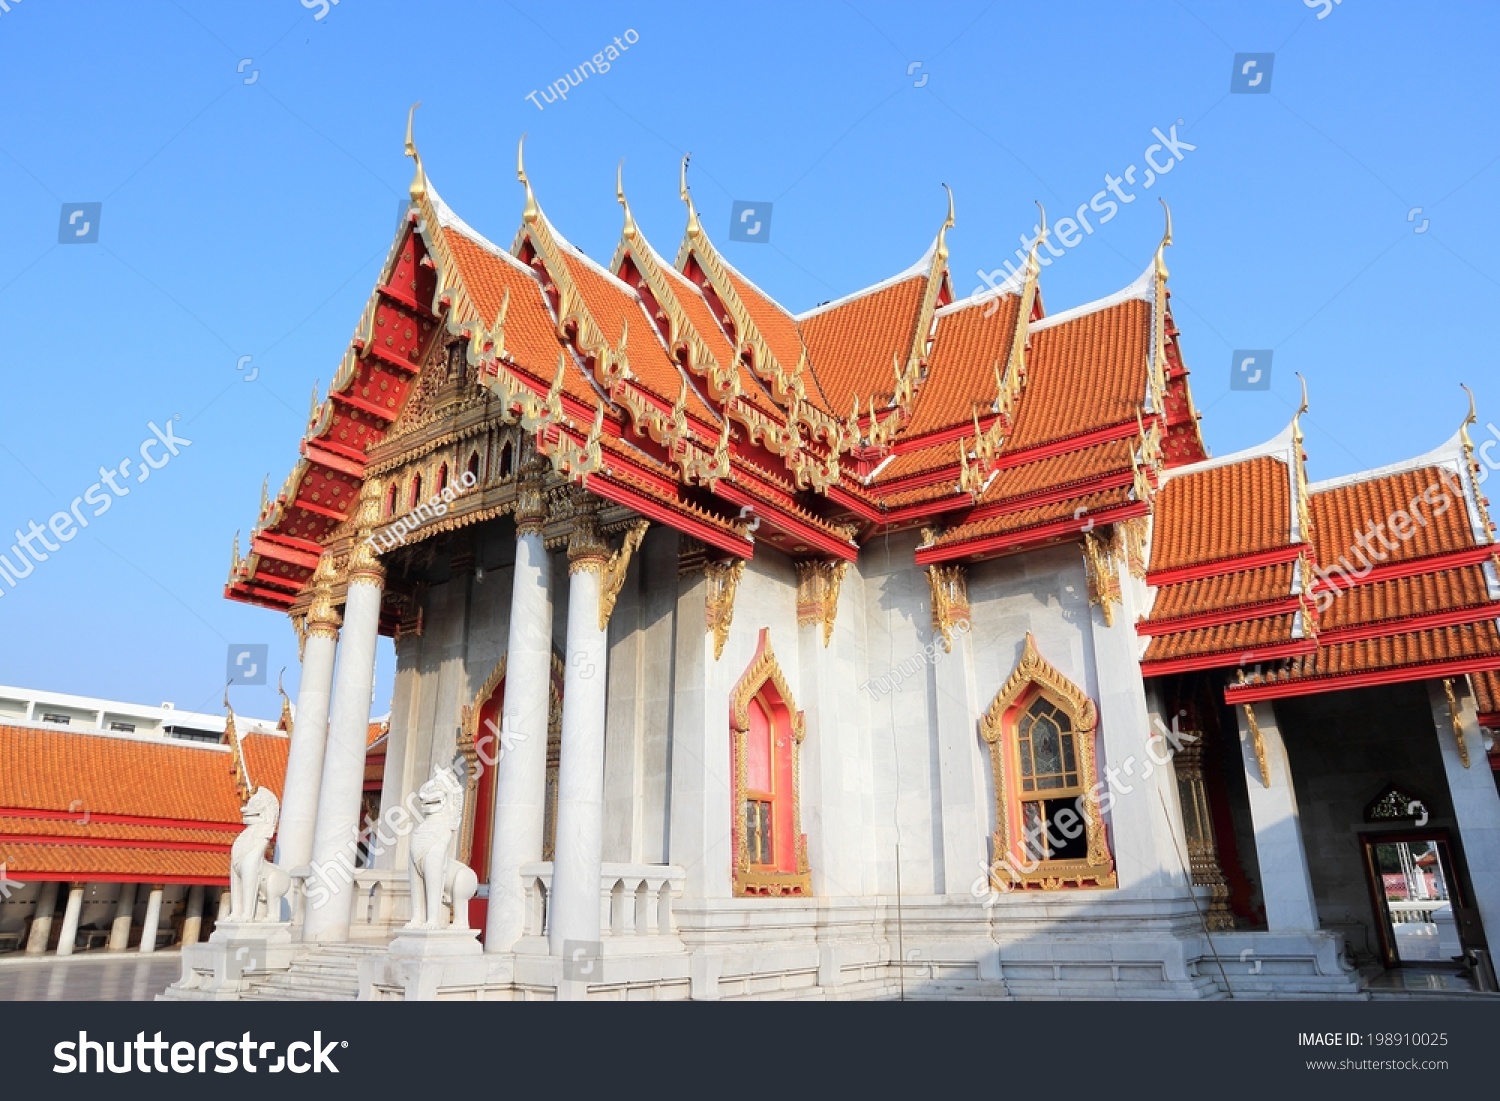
[{"x1": 1, "y1": 0, "x2": 1495, "y2": 720}]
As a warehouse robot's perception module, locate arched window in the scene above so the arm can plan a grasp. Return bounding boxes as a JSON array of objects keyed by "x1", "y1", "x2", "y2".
[
  {"x1": 437, "y1": 463, "x2": 449, "y2": 494},
  {"x1": 498, "y1": 440, "x2": 514, "y2": 479},
  {"x1": 980, "y1": 633, "x2": 1115, "y2": 891},
  {"x1": 467, "y1": 451, "x2": 481, "y2": 483},
  {"x1": 385, "y1": 482, "x2": 398, "y2": 518},
  {"x1": 729, "y1": 629, "x2": 809, "y2": 896},
  {"x1": 409, "y1": 473, "x2": 423, "y2": 510}
]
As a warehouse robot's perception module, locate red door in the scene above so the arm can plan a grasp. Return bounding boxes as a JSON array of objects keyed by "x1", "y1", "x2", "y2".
[{"x1": 468, "y1": 681, "x2": 503, "y2": 937}]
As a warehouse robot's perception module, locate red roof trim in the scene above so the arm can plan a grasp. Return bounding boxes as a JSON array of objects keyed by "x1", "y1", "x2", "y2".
[
  {"x1": 1147, "y1": 543, "x2": 1305, "y2": 588},
  {"x1": 914, "y1": 499, "x2": 1149, "y2": 565},
  {"x1": 1141, "y1": 637, "x2": 1317, "y2": 679},
  {"x1": 1225, "y1": 655, "x2": 1500, "y2": 704},
  {"x1": 1318, "y1": 604, "x2": 1500, "y2": 645},
  {"x1": 1138, "y1": 596, "x2": 1304, "y2": 637},
  {"x1": 1311, "y1": 544, "x2": 1499, "y2": 593}
]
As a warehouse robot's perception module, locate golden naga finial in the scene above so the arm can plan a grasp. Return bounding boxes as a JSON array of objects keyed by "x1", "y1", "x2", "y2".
[
  {"x1": 518, "y1": 133, "x2": 539, "y2": 224},
  {"x1": 230, "y1": 529, "x2": 241, "y2": 574},
  {"x1": 936, "y1": 183, "x2": 955, "y2": 263},
  {"x1": 1154, "y1": 197, "x2": 1173, "y2": 281},
  {"x1": 1028, "y1": 201, "x2": 1049, "y2": 275},
  {"x1": 679, "y1": 152, "x2": 702, "y2": 238},
  {"x1": 1460, "y1": 383, "x2": 1478, "y2": 452},
  {"x1": 616, "y1": 159, "x2": 638, "y2": 240},
  {"x1": 1292, "y1": 371, "x2": 1310, "y2": 445},
  {"x1": 404, "y1": 102, "x2": 426, "y2": 201}
]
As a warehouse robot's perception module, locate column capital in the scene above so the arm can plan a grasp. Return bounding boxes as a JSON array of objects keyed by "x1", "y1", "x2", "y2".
[
  {"x1": 566, "y1": 490, "x2": 609, "y2": 574},
  {"x1": 347, "y1": 477, "x2": 388, "y2": 587},
  {"x1": 514, "y1": 450, "x2": 551, "y2": 536},
  {"x1": 304, "y1": 552, "x2": 344, "y2": 638}
]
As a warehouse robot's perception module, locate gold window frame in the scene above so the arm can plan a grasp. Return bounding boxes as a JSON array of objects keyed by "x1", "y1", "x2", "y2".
[{"x1": 980, "y1": 633, "x2": 1116, "y2": 890}]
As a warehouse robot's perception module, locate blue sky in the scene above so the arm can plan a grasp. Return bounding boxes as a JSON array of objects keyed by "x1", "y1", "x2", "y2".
[{"x1": 0, "y1": 0, "x2": 1496, "y2": 720}]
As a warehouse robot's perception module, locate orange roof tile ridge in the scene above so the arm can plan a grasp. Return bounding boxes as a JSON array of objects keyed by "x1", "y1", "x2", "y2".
[
  {"x1": 1306, "y1": 425, "x2": 1467, "y2": 494},
  {"x1": 794, "y1": 235, "x2": 937, "y2": 322},
  {"x1": 1029, "y1": 260, "x2": 1154, "y2": 333},
  {"x1": 426, "y1": 184, "x2": 535, "y2": 278}
]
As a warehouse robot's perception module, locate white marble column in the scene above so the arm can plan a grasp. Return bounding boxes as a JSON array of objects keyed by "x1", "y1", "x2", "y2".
[
  {"x1": 549, "y1": 500, "x2": 614, "y2": 957},
  {"x1": 138, "y1": 886, "x2": 164, "y2": 954},
  {"x1": 54, "y1": 884, "x2": 84, "y2": 957},
  {"x1": 486, "y1": 455, "x2": 554, "y2": 952},
  {"x1": 303, "y1": 552, "x2": 384, "y2": 943},
  {"x1": 277, "y1": 554, "x2": 342, "y2": 875},
  {"x1": 25, "y1": 881, "x2": 58, "y2": 955},
  {"x1": 1428, "y1": 680, "x2": 1500, "y2": 954},
  {"x1": 107, "y1": 883, "x2": 137, "y2": 951},
  {"x1": 1237, "y1": 699, "x2": 1319, "y2": 930},
  {"x1": 180, "y1": 885, "x2": 205, "y2": 946}
]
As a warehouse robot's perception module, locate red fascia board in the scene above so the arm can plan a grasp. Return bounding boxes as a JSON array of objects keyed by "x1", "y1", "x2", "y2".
[
  {"x1": 256, "y1": 530, "x2": 325, "y2": 558},
  {"x1": 1147, "y1": 543, "x2": 1304, "y2": 588},
  {"x1": 1318, "y1": 604, "x2": 1500, "y2": 645},
  {"x1": 375, "y1": 282, "x2": 427, "y2": 316},
  {"x1": 959, "y1": 470, "x2": 1136, "y2": 526},
  {"x1": 226, "y1": 581, "x2": 298, "y2": 607},
  {"x1": 1141, "y1": 638, "x2": 1315, "y2": 679},
  {"x1": 1310, "y1": 543, "x2": 1499, "y2": 592},
  {"x1": 0, "y1": 808, "x2": 237, "y2": 831},
  {"x1": 287, "y1": 496, "x2": 347, "y2": 522},
  {"x1": 1225, "y1": 655, "x2": 1500, "y2": 704},
  {"x1": 10, "y1": 871, "x2": 229, "y2": 886},
  {"x1": 713, "y1": 482, "x2": 858, "y2": 562},
  {"x1": 0, "y1": 834, "x2": 231, "y2": 853},
  {"x1": 362, "y1": 341, "x2": 422, "y2": 375},
  {"x1": 915, "y1": 500, "x2": 1148, "y2": 565},
  {"x1": 1138, "y1": 596, "x2": 1303, "y2": 637},
  {"x1": 826, "y1": 485, "x2": 885, "y2": 524},
  {"x1": 1478, "y1": 711, "x2": 1500, "y2": 730},
  {"x1": 301, "y1": 438, "x2": 368, "y2": 473},
  {"x1": 897, "y1": 415, "x2": 1145, "y2": 471},
  {"x1": 250, "y1": 536, "x2": 320, "y2": 571},
  {"x1": 333, "y1": 389, "x2": 398, "y2": 423},
  {"x1": 582, "y1": 474, "x2": 753, "y2": 560}
]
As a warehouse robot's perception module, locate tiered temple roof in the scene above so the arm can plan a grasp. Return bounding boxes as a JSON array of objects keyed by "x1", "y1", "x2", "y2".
[{"x1": 226, "y1": 111, "x2": 1500, "y2": 712}]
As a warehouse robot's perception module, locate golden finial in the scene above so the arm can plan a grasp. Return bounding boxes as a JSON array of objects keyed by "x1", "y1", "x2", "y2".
[
  {"x1": 1460, "y1": 383, "x2": 1478, "y2": 452},
  {"x1": 518, "y1": 133, "x2": 539, "y2": 224},
  {"x1": 222, "y1": 682, "x2": 234, "y2": 718},
  {"x1": 673, "y1": 374, "x2": 688, "y2": 418},
  {"x1": 307, "y1": 381, "x2": 320, "y2": 427},
  {"x1": 616, "y1": 159, "x2": 638, "y2": 240},
  {"x1": 259, "y1": 474, "x2": 269, "y2": 516},
  {"x1": 404, "y1": 102, "x2": 426, "y2": 201},
  {"x1": 1292, "y1": 371, "x2": 1309, "y2": 446},
  {"x1": 230, "y1": 529, "x2": 241, "y2": 573},
  {"x1": 936, "y1": 183, "x2": 955, "y2": 263},
  {"x1": 1154, "y1": 197, "x2": 1173, "y2": 281},
  {"x1": 1027, "y1": 201, "x2": 1049, "y2": 276},
  {"x1": 679, "y1": 152, "x2": 702, "y2": 238}
]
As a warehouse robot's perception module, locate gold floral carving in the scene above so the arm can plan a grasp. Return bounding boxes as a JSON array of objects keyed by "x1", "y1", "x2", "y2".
[
  {"x1": 1443, "y1": 678, "x2": 1471, "y2": 769},
  {"x1": 1081, "y1": 530, "x2": 1122, "y2": 627},
  {"x1": 794, "y1": 559, "x2": 849, "y2": 647},
  {"x1": 1241, "y1": 703, "x2": 1271, "y2": 788},
  {"x1": 1118, "y1": 515, "x2": 1150, "y2": 580},
  {"x1": 729, "y1": 628, "x2": 810, "y2": 897},
  {"x1": 345, "y1": 476, "x2": 387, "y2": 586},
  {"x1": 980, "y1": 634, "x2": 1115, "y2": 891},
  {"x1": 927, "y1": 564, "x2": 970, "y2": 652},
  {"x1": 704, "y1": 558, "x2": 746, "y2": 661},
  {"x1": 513, "y1": 450, "x2": 550, "y2": 537},
  {"x1": 1171, "y1": 727, "x2": 1235, "y2": 930},
  {"x1": 598, "y1": 520, "x2": 650, "y2": 631}
]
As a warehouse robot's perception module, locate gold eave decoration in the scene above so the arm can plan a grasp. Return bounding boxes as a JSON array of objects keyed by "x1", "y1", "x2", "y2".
[
  {"x1": 1443, "y1": 678, "x2": 1471, "y2": 768},
  {"x1": 927, "y1": 563, "x2": 971, "y2": 652},
  {"x1": 1241, "y1": 701, "x2": 1272, "y2": 788},
  {"x1": 1081, "y1": 530, "x2": 1122, "y2": 627},
  {"x1": 517, "y1": 134, "x2": 631, "y2": 392},
  {"x1": 1459, "y1": 384, "x2": 1496, "y2": 539},
  {"x1": 981, "y1": 633, "x2": 1116, "y2": 891},
  {"x1": 795, "y1": 559, "x2": 850, "y2": 647},
  {"x1": 598, "y1": 520, "x2": 650, "y2": 631},
  {"x1": 704, "y1": 558, "x2": 746, "y2": 660},
  {"x1": 1148, "y1": 198, "x2": 1172, "y2": 413},
  {"x1": 892, "y1": 185, "x2": 954, "y2": 420},
  {"x1": 543, "y1": 405, "x2": 607, "y2": 480}
]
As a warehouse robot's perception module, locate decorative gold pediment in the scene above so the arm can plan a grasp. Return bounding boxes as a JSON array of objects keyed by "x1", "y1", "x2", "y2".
[
  {"x1": 795, "y1": 559, "x2": 849, "y2": 647},
  {"x1": 927, "y1": 564, "x2": 970, "y2": 652},
  {"x1": 704, "y1": 558, "x2": 745, "y2": 660}
]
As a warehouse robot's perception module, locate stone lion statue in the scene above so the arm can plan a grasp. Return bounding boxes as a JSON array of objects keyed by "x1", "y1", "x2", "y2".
[
  {"x1": 229, "y1": 787, "x2": 290, "y2": 922},
  {"x1": 406, "y1": 766, "x2": 479, "y2": 931}
]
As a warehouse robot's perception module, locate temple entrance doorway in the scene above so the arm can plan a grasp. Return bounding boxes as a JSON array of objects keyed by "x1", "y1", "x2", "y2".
[{"x1": 1361, "y1": 832, "x2": 1465, "y2": 968}]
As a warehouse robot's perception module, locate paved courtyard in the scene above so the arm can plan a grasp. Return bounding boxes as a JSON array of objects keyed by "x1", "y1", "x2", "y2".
[{"x1": 0, "y1": 952, "x2": 181, "y2": 1001}]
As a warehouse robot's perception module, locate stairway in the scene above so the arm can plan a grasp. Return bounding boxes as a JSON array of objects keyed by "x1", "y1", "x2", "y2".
[{"x1": 240, "y1": 943, "x2": 387, "y2": 1002}]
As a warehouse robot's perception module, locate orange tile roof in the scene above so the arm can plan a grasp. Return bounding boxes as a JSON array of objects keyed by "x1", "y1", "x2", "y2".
[
  {"x1": 1320, "y1": 566, "x2": 1494, "y2": 633},
  {"x1": 0, "y1": 724, "x2": 244, "y2": 824},
  {"x1": 1241, "y1": 620, "x2": 1500, "y2": 687},
  {"x1": 1149, "y1": 563, "x2": 1296, "y2": 621},
  {"x1": 241, "y1": 732, "x2": 290, "y2": 800},
  {"x1": 929, "y1": 485, "x2": 1134, "y2": 549},
  {"x1": 978, "y1": 438, "x2": 1135, "y2": 504},
  {"x1": 1150, "y1": 456, "x2": 1292, "y2": 572},
  {"x1": 0, "y1": 843, "x2": 229, "y2": 880},
  {"x1": 0, "y1": 816, "x2": 237, "y2": 845},
  {"x1": 719, "y1": 267, "x2": 808, "y2": 385},
  {"x1": 1472, "y1": 669, "x2": 1500, "y2": 718},
  {"x1": 1006, "y1": 298, "x2": 1151, "y2": 450},
  {"x1": 904, "y1": 294, "x2": 1023, "y2": 437},
  {"x1": 799, "y1": 276, "x2": 927, "y2": 413},
  {"x1": 1142, "y1": 614, "x2": 1298, "y2": 664},
  {"x1": 1310, "y1": 467, "x2": 1476, "y2": 567}
]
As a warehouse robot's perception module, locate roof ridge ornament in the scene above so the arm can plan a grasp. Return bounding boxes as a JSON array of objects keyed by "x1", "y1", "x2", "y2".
[
  {"x1": 518, "y1": 133, "x2": 539, "y2": 224},
  {"x1": 404, "y1": 102, "x2": 426, "y2": 201},
  {"x1": 616, "y1": 160, "x2": 638, "y2": 241},
  {"x1": 1291, "y1": 371, "x2": 1314, "y2": 546},
  {"x1": 679, "y1": 152, "x2": 702, "y2": 238},
  {"x1": 1460, "y1": 382, "x2": 1478, "y2": 452},
  {"x1": 937, "y1": 182, "x2": 955, "y2": 265},
  {"x1": 1149, "y1": 198, "x2": 1173, "y2": 411}
]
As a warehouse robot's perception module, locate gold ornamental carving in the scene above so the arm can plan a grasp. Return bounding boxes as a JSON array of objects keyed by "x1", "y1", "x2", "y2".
[
  {"x1": 704, "y1": 558, "x2": 746, "y2": 661},
  {"x1": 795, "y1": 559, "x2": 849, "y2": 648},
  {"x1": 926, "y1": 563, "x2": 970, "y2": 652},
  {"x1": 513, "y1": 450, "x2": 550, "y2": 536},
  {"x1": 1443, "y1": 678, "x2": 1471, "y2": 769},
  {"x1": 345, "y1": 476, "x2": 387, "y2": 586},
  {"x1": 1171, "y1": 727, "x2": 1235, "y2": 930},
  {"x1": 598, "y1": 520, "x2": 650, "y2": 631},
  {"x1": 980, "y1": 634, "x2": 1116, "y2": 891},
  {"x1": 1241, "y1": 703, "x2": 1271, "y2": 788},
  {"x1": 1081, "y1": 530, "x2": 1122, "y2": 627}
]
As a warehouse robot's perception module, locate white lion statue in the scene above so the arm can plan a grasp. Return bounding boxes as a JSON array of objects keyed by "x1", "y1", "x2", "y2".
[
  {"x1": 229, "y1": 787, "x2": 290, "y2": 922},
  {"x1": 406, "y1": 766, "x2": 479, "y2": 931}
]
